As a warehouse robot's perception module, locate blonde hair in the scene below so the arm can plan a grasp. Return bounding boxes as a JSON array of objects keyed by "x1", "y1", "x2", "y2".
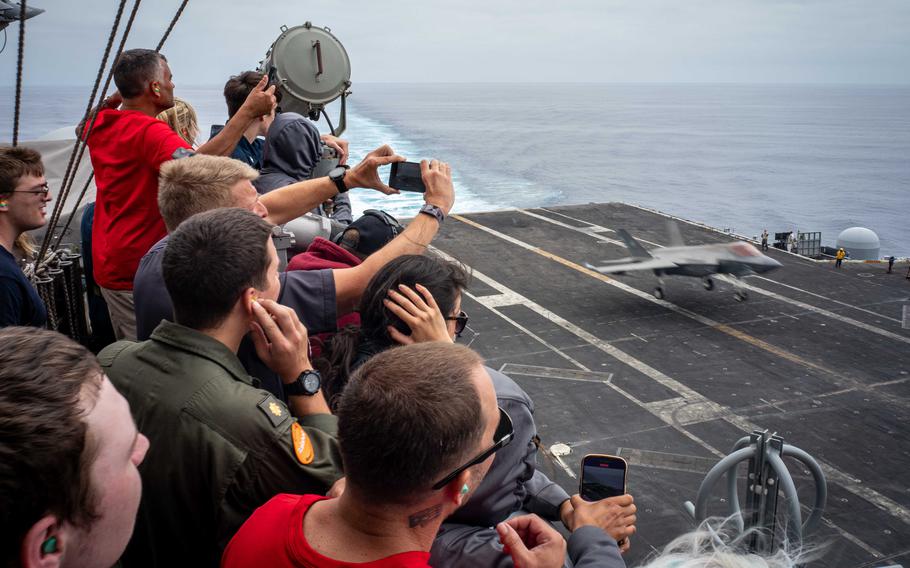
[
  {"x1": 14, "y1": 233, "x2": 36, "y2": 259},
  {"x1": 157, "y1": 97, "x2": 199, "y2": 146},
  {"x1": 158, "y1": 155, "x2": 258, "y2": 231}
]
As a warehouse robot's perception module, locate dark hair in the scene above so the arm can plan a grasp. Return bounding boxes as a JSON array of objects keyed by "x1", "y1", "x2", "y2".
[
  {"x1": 223, "y1": 71, "x2": 260, "y2": 118},
  {"x1": 163, "y1": 208, "x2": 272, "y2": 330},
  {"x1": 0, "y1": 327, "x2": 103, "y2": 563},
  {"x1": 0, "y1": 146, "x2": 44, "y2": 197},
  {"x1": 337, "y1": 342, "x2": 485, "y2": 504},
  {"x1": 323, "y1": 254, "x2": 470, "y2": 405},
  {"x1": 113, "y1": 49, "x2": 166, "y2": 99}
]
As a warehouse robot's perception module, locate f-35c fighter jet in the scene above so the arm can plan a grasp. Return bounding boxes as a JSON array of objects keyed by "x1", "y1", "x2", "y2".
[{"x1": 586, "y1": 223, "x2": 782, "y2": 301}]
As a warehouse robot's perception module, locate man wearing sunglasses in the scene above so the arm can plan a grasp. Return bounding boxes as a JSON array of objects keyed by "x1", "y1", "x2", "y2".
[{"x1": 224, "y1": 342, "x2": 568, "y2": 568}]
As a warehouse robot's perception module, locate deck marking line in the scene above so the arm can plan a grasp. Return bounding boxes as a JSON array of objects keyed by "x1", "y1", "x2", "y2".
[
  {"x1": 500, "y1": 363, "x2": 614, "y2": 383},
  {"x1": 519, "y1": 209, "x2": 625, "y2": 246},
  {"x1": 448, "y1": 213, "x2": 910, "y2": 531},
  {"x1": 529, "y1": 209, "x2": 909, "y2": 337}
]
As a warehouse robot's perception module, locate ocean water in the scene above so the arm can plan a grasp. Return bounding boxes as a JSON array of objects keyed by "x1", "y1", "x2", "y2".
[{"x1": 3, "y1": 83, "x2": 908, "y2": 255}]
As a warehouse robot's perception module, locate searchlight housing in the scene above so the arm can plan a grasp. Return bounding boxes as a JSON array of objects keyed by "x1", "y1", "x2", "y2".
[{"x1": 259, "y1": 21, "x2": 352, "y2": 136}]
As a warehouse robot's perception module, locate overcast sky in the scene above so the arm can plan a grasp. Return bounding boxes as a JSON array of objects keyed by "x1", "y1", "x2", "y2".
[{"x1": 2, "y1": 0, "x2": 909, "y2": 86}]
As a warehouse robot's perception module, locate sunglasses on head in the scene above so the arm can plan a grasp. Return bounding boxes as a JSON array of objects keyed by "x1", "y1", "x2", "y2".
[
  {"x1": 445, "y1": 310, "x2": 469, "y2": 338},
  {"x1": 432, "y1": 406, "x2": 513, "y2": 490}
]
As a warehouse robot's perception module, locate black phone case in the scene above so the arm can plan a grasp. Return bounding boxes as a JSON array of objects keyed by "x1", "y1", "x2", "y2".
[{"x1": 389, "y1": 162, "x2": 427, "y2": 193}]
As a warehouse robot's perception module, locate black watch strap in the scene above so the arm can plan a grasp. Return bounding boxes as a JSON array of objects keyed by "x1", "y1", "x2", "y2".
[
  {"x1": 329, "y1": 165, "x2": 350, "y2": 194},
  {"x1": 284, "y1": 369, "x2": 322, "y2": 397}
]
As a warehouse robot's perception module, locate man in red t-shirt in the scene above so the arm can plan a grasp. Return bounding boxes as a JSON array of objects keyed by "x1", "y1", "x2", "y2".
[
  {"x1": 223, "y1": 343, "x2": 568, "y2": 568},
  {"x1": 86, "y1": 48, "x2": 275, "y2": 339}
]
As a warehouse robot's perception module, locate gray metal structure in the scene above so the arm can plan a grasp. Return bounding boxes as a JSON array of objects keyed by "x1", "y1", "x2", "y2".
[
  {"x1": 585, "y1": 222, "x2": 782, "y2": 301},
  {"x1": 684, "y1": 430, "x2": 827, "y2": 555},
  {"x1": 259, "y1": 21, "x2": 352, "y2": 135}
]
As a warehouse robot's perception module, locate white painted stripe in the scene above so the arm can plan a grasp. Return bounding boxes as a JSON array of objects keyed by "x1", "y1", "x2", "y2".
[
  {"x1": 449, "y1": 212, "x2": 910, "y2": 532},
  {"x1": 753, "y1": 275, "x2": 902, "y2": 324},
  {"x1": 525, "y1": 209, "x2": 910, "y2": 345},
  {"x1": 519, "y1": 209, "x2": 625, "y2": 246}
]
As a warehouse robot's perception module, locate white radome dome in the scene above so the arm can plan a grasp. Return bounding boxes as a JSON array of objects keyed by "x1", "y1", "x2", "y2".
[{"x1": 836, "y1": 227, "x2": 880, "y2": 260}]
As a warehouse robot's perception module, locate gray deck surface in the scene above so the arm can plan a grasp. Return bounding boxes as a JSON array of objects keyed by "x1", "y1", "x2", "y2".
[{"x1": 430, "y1": 202, "x2": 910, "y2": 568}]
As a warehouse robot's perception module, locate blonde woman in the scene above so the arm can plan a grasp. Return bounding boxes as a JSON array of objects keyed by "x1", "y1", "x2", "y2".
[{"x1": 157, "y1": 97, "x2": 199, "y2": 148}]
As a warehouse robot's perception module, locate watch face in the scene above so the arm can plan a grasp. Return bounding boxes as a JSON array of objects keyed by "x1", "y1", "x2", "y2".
[
  {"x1": 303, "y1": 372, "x2": 321, "y2": 394},
  {"x1": 329, "y1": 166, "x2": 346, "y2": 180}
]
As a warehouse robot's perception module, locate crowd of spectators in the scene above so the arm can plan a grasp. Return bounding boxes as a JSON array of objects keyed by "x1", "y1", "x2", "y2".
[{"x1": 0, "y1": 47, "x2": 804, "y2": 567}]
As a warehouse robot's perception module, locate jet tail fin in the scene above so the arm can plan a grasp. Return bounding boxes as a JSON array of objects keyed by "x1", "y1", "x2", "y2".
[
  {"x1": 667, "y1": 221, "x2": 685, "y2": 247},
  {"x1": 616, "y1": 229, "x2": 652, "y2": 259}
]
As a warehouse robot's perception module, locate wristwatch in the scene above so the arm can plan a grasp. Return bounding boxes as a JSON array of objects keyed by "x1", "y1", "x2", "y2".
[
  {"x1": 419, "y1": 203, "x2": 446, "y2": 224},
  {"x1": 284, "y1": 369, "x2": 322, "y2": 397},
  {"x1": 328, "y1": 165, "x2": 350, "y2": 193}
]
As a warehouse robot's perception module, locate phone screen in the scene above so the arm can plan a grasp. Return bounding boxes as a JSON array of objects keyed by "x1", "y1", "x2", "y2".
[
  {"x1": 580, "y1": 455, "x2": 627, "y2": 501},
  {"x1": 389, "y1": 161, "x2": 426, "y2": 193}
]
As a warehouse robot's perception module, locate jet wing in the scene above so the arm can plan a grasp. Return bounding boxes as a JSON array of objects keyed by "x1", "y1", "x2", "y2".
[{"x1": 585, "y1": 258, "x2": 679, "y2": 274}]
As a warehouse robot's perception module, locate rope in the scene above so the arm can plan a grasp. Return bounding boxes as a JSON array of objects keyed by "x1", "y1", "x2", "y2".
[
  {"x1": 156, "y1": 0, "x2": 190, "y2": 52},
  {"x1": 11, "y1": 0, "x2": 27, "y2": 146},
  {"x1": 36, "y1": 0, "x2": 129, "y2": 264},
  {"x1": 53, "y1": 0, "x2": 143, "y2": 248}
]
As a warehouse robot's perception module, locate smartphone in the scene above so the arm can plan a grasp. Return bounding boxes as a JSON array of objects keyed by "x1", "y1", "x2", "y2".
[
  {"x1": 389, "y1": 161, "x2": 426, "y2": 193},
  {"x1": 579, "y1": 454, "x2": 627, "y2": 502}
]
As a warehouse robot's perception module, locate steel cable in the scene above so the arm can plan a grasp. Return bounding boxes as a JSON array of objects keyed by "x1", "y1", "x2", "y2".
[
  {"x1": 11, "y1": 0, "x2": 27, "y2": 146},
  {"x1": 156, "y1": 0, "x2": 189, "y2": 52}
]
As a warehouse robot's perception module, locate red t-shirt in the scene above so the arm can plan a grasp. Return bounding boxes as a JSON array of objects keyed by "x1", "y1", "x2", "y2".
[
  {"x1": 87, "y1": 109, "x2": 190, "y2": 290},
  {"x1": 222, "y1": 494, "x2": 432, "y2": 568}
]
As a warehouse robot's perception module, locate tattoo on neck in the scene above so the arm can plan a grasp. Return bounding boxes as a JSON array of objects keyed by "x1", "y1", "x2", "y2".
[{"x1": 408, "y1": 504, "x2": 442, "y2": 528}]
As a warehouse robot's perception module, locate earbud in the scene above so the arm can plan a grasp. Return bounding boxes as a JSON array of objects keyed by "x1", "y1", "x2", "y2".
[
  {"x1": 41, "y1": 536, "x2": 58, "y2": 555},
  {"x1": 0, "y1": 200, "x2": 7, "y2": 208},
  {"x1": 460, "y1": 484, "x2": 470, "y2": 495}
]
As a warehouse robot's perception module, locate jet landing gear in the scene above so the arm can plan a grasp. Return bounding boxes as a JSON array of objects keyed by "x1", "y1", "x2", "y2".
[
  {"x1": 654, "y1": 275, "x2": 666, "y2": 300},
  {"x1": 730, "y1": 277, "x2": 749, "y2": 302},
  {"x1": 703, "y1": 277, "x2": 714, "y2": 291}
]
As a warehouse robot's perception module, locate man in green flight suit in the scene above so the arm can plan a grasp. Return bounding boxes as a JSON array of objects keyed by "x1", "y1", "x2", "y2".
[{"x1": 99, "y1": 207, "x2": 342, "y2": 567}]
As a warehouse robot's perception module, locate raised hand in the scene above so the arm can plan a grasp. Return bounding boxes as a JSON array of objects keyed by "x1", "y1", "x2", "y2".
[
  {"x1": 321, "y1": 134, "x2": 349, "y2": 165},
  {"x1": 345, "y1": 144, "x2": 405, "y2": 195},
  {"x1": 421, "y1": 159, "x2": 454, "y2": 215},
  {"x1": 240, "y1": 74, "x2": 277, "y2": 119},
  {"x1": 248, "y1": 298, "x2": 310, "y2": 382},
  {"x1": 384, "y1": 284, "x2": 454, "y2": 345}
]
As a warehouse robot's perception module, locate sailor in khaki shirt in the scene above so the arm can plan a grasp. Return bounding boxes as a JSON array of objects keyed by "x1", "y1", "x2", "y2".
[{"x1": 100, "y1": 208, "x2": 342, "y2": 567}]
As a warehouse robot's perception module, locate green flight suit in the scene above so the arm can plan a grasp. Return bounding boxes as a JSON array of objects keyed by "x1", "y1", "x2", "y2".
[{"x1": 99, "y1": 320, "x2": 343, "y2": 567}]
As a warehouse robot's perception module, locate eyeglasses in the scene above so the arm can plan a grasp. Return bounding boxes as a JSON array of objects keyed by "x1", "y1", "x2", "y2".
[
  {"x1": 431, "y1": 406, "x2": 513, "y2": 490},
  {"x1": 12, "y1": 183, "x2": 50, "y2": 195},
  {"x1": 445, "y1": 310, "x2": 469, "y2": 338}
]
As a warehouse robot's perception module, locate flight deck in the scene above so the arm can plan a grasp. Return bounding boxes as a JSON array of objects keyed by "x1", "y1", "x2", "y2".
[{"x1": 429, "y1": 202, "x2": 910, "y2": 567}]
